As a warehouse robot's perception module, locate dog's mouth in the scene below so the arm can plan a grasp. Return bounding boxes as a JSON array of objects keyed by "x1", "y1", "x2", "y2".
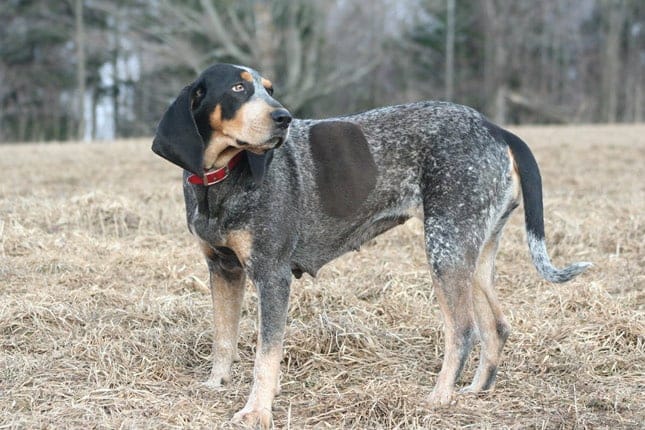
[
  {"x1": 237, "y1": 136, "x2": 284, "y2": 154},
  {"x1": 203, "y1": 133, "x2": 286, "y2": 172}
]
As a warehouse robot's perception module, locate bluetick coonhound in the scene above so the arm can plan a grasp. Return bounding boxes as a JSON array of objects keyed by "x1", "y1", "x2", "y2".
[{"x1": 151, "y1": 63, "x2": 590, "y2": 428}]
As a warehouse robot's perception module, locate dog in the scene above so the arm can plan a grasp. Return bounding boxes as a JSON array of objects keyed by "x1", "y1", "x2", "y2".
[{"x1": 151, "y1": 63, "x2": 590, "y2": 428}]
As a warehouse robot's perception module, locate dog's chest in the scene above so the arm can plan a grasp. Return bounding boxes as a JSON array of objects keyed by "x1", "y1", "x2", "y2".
[
  {"x1": 189, "y1": 214, "x2": 253, "y2": 267},
  {"x1": 187, "y1": 212, "x2": 222, "y2": 243}
]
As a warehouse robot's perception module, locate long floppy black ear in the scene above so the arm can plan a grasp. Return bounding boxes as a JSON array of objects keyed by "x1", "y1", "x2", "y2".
[
  {"x1": 151, "y1": 85, "x2": 204, "y2": 176},
  {"x1": 246, "y1": 150, "x2": 275, "y2": 186}
]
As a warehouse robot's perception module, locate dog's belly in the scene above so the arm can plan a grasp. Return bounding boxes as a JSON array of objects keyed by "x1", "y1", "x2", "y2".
[
  {"x1": 290, "y1": 218, "x2": 406, "y2": 278},
  {"x1": 290, "y1": 196, "x2": 421, "y2": 277}
]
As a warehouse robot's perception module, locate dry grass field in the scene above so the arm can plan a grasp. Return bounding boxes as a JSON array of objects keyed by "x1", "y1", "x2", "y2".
[{"x1": 1, "y1": 124, "x2": 643, "y2": 429}]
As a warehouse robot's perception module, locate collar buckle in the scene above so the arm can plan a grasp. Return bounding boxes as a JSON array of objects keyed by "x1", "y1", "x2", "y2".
[{"x1": 203, "y1": 165, "x2": 230, "y2": 186}]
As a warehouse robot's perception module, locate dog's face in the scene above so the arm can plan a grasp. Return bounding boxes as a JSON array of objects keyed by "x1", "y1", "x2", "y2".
[{"x1": 152, "y1": 64, "x2": 291, "y2": 180}]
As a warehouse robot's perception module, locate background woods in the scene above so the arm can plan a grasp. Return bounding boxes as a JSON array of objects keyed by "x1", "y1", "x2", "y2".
[{"x1": 0, "y1": 0, "x2": 643, "y2": 143}]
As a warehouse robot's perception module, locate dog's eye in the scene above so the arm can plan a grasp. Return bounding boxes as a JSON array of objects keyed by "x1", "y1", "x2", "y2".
[
  {"x1": 265, "y1": 86, "x2": 274, "y2": 96},
  {"x1": 232, "y1": 83, "x2": 245, "y2": 93}
]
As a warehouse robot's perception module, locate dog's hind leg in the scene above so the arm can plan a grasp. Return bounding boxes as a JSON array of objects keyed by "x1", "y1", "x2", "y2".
[
  {"x1": 427, "y1": 270, "x2": 475, "y2": 406},
  {"x1": 461, "y1": 152, "x2": 518, "y2": 394},
  {"x1": 423, "y1": 218, "x2": 478, "y2": 406},
  {"x1": 462, "y1": 230, "x2": 511, "y2": 394}
]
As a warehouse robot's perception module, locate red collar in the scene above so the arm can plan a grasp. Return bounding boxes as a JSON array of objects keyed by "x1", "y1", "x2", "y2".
[{"x1": 187, "y1": 151, "x2": 244, "y2": 186}]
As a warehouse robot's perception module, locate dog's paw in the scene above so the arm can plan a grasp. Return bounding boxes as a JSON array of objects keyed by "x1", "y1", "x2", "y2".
[
  {"x1": 458, "y1": 385, "x2": 476, "y2": 395},
  {"x1": 424, "y1": 387, "x2": 455, "y2": 407},
  {"x1": 202, "y1": 378, "x2": 227, "y2": 390},
  {"x1": 231, "y1": 406, "x2": 272, "y2": 429},
  {"x1": 202, "y1": 367, "x2": 232, "y2": 389}
]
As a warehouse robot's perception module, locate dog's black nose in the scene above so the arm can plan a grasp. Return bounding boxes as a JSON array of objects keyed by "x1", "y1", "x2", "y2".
[{"x1": 271, "y1": 109, "x2": 292, "y2": 128}]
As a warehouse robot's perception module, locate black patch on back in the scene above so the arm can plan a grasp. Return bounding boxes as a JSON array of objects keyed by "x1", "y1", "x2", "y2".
[{"x1": 309, "y1": 121, "x2": 377, "y2": 218}]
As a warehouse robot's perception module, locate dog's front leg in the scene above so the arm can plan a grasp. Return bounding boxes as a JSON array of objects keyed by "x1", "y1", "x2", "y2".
[
  {"x1": 204, "y1": 267, "x2": 246, "y2": 388},
  {"x1": 232, "y1": 268, "x2": 291, "y2": 429}
]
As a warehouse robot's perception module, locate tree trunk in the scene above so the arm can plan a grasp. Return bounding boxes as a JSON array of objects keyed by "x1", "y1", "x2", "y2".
[
  {"x1": 18, "y1": 112, "x2": 27, "y2": 142},
  {"x1": 91, "y1": 87, "x2": 98, "y2": 140},
  {"x1": 633, "y1": 57, "x2": 644, "y2": 122},
  {"x1": 445, "y1": 0, "x2": 455, "y2": 101},
  {"x1": 624, "y1": 13, "x2": 644, "y2": 123},
  {"x1": 482, "y1": 0, "x2": 508, "y2": 124},
  {"x1": 482, "y1": 0, "x2": 496, "y2": 112},
  {"x1": 75, "y1": 0, "x2": 86, "y2": 141},
  {"x1": 495, "y1": 84, "x2": 508, "y2": 124},
  {"x1": 112, "y1": 22, "x2": 120, "y2": 139},
  {"x1": 602, "y1": 0, "x2": 626, "y2": 123}
]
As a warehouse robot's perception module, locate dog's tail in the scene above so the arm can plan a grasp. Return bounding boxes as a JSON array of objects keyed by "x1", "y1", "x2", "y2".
[{"x1": 499, "y1": 125, "x2": 591, "y2": 283}]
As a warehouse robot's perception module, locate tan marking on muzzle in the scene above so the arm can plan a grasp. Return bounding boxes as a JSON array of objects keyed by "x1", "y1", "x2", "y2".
[
  {"x1": 209, "y1": 104, "x2": 223, "y2": 131},
  {"x1": 204, "y1": 98, "x2": 277, "y2": 170},
  {"x1": 203, "y1": 104, "x2": 241, "y2": 169},
  {"x1": 202, "y1": 135, "x2": 241, "y2": 170},
  {"x1": 219, "y1": 99, "x2": 276, "y2": 147}
]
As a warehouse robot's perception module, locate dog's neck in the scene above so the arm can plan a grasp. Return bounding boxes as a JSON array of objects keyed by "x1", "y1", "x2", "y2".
[
  {"x1": 188, "y1": 159, "x2": 251, "y2": 221},
  {"x1": 203, "y1": 134, "x2": 243, "y2": 169}
]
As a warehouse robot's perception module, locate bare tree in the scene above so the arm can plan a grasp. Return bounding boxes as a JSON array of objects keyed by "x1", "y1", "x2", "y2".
[
  {"x1": 445, "y1": 0, "x2": 455, "y2": 100},
  {"x1": 602, "y1": 0, "x2": 627, "y2": 122},
  {"x1": 148, "y1": 0, "x2": 376, "y2": 112},
  {"x1": 75, "y1": 0, "x2": 86, "y2": 140},
  {"x1": 481, "y1": 0, "x2": 510, "y2": 123},
  {"x1": 626, "y1": 1, "x2": 644, "y2": 122}
]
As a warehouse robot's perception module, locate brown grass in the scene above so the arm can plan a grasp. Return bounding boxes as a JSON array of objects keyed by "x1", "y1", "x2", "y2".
[{"x1": 1, "y1": 124, "x2": 643, "y2": 429}]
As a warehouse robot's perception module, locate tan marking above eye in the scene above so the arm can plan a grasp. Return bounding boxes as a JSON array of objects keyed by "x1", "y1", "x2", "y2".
[
  {"x1": 240, "y1": 71, "x2": 253, "y2": 82},
  {"x1": 261, "y1": 77, "x2": 272, "y2": 88}
]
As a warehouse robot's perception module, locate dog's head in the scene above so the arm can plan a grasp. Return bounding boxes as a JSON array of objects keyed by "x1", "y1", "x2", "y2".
[{"x1": 152, "y1": 63, "x2": 291, "y2": 183}]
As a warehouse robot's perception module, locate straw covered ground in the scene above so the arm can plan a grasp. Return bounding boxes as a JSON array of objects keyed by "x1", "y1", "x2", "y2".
[{"x1": 1, "y1": 124, "x2": 643, "y2": 429}]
